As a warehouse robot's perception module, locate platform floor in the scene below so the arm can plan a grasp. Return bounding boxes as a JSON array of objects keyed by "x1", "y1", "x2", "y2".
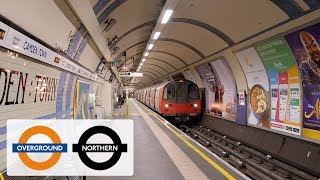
[{"x1": 88, "y1": 98, "x2": 250, "y2": 180}]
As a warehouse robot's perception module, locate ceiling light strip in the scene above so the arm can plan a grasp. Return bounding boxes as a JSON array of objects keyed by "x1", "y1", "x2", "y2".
[
  {"x1": 153, "y1": 32, "x2": 161, "y2": 40},
  {"x1": 161, "y1": 10, "x2": 173, "y2": 24},
  {"x1": 135, "y1": 0, "x2": 181, "y2": 76}
]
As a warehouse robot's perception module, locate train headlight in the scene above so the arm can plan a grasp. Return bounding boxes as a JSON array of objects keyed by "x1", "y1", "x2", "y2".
[
  {"x1": 193, "y1": 104, "x2": 198, "y2": 108},
  {"x1": 165, "y1": 104, "x2": 169, "y2": 108}
]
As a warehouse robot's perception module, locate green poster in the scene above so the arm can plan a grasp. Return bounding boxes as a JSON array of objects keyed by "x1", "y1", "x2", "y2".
[
  {"x1": 255, "y1": 37, "x2": 302, "y2": 135},
  {"x1": 256, "y1": 38, "x2": 296, "y2": 72}
]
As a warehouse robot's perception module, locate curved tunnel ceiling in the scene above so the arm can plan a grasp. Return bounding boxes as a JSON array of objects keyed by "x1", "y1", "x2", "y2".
[{"x1": 90, "y1": 0, "x2": 320, "y2": 86}]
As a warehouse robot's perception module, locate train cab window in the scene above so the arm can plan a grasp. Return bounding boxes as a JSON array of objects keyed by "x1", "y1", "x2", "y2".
[
  {"x1": 189, "y1": 84, "x2": 199, "y2": 99},
  {"x1": 177, "y1": 84, "x2": 187, "y2": 98},
  {"x1": 163, "y1": 85, "x2": 175, "y2": 99}
]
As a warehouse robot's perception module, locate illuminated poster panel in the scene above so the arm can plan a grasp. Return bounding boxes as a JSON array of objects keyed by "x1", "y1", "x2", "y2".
[
  {"x1": 196, "y1": 59, "x2": 237, "y2": 121},
  {"x1": 255, "y1": 37, "x2": 302, "y2": 135},
  {"x1": 235, "y1": 47, "x2": 270, "y2": 128},
  {"x1": 73, "y1": 80, "x2": 91, "y2": 119},
  {"x1": 285, "y1": 23, "x2": 320, "y2": 140}
]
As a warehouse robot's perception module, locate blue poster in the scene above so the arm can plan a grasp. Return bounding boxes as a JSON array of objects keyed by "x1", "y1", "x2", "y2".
[
  {"x1": 285, "y1": 22, "x2": 320, "y2": 140},
  {"x1": 73, "y1": 80, "x2": 91, "y2": 119},
  {"x1": 268, "y1": 70, "x2": 279, "y2": 123}
]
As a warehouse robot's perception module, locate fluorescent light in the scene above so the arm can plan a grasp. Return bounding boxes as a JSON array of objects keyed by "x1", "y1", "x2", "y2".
[
  {"x1": 137, "y1": 69, "x2": 140, "y2": 72},
  {"x1": 140, "y1": 63, "x2": 143, "y2": 66},
  {"x1": 144, "y1": 52, "x2": 149, "y2": 56},
  {"x1": 148, "y1": 44, "x2": 154, "y2": 50},
  {"x1": 153, "y1": 32, "x2": 161, "y2": 40},
  {"x1": 142, "y1": 58, "x2": 146, "y2": 62},
  {"x1": 161, "y1": 10, "x2": 173, "y2": 24}
]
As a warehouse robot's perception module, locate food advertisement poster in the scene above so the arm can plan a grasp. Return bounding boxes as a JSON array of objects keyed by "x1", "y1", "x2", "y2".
[
  {"x1": 285, "y1": 23, "x2": 320, "y2": 140},
  {"x1": 235, "y1": 47, "x2": 270, "y2": 128},
  {"x1": 73, "y1": 80, "x2": 91, "y2": 119},
  {"x1": 255, "y1": 37, "x2": 301, "y2": 135},
  {"x1": 196, "y1": 59, "x2": 237, "y2": 121}
]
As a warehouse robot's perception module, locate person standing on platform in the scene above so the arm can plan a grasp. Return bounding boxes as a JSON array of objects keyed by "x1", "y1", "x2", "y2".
[{"x1": 118, "y1": 94, "x2": 122, "y2": 108}]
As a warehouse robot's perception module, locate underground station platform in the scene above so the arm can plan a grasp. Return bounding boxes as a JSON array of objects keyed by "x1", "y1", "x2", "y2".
[
  {"x1": 2, "y1": 98, "x2": 249, "y2": 180},
  {"x1": 87, "y1": 98, "x2": 250, "y2": 180},
  {"x1": 1, "y1": 1, "x2": 320, "y2": 180},
  {"x1": 4, "y1": 97, "x2": 318, "y2": 180}
]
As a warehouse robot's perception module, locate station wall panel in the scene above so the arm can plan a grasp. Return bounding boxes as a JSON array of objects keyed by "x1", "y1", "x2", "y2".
[
  {"x1": 78, "y1": 42, "x2": 102, "y2": 72},
  {"x1": 0, "y1": 48, "x2": 104, "y2": 172},
  {"x1": 195, "y1": 58, "x2": 237, "y2": 121},
  {"x1": 233, "y1": 21, "x2": 320, "y2": 141},
  {"x1": 0, "y1": 0, "x2": 77, "y2": 53},
  {"x1": 182, "y1": 10, "x2": 320, "y2": 143}
]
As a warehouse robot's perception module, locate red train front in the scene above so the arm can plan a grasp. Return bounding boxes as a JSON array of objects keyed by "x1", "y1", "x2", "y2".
[{"x1": 134, "y1": 79, "x2": 202, "y2": 121}]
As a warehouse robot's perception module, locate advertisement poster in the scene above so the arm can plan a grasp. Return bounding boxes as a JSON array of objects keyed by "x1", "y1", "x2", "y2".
[
  {"x1": 73, "y1": 80, "x2": 91, "y2": 119},
  {"x1": 285, "y1": 23, "x2": 320, "y2": 140},
  {"x1": 235, "y1": 47, "x2": 270, "y2": 128},
  {"x1": 96, "y1": 61, "x2": 108, "y2": 78},
  {"x1": 255, "y1": 37, "x2": 301, "y2": 135},
  {"x1": 196, "y1": 59, "x2": 237, "y2": 121}
]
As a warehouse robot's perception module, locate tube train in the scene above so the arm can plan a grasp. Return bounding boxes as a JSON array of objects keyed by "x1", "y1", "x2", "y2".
[{"x1": 134, "y1": 79, "x2": 202, "y2": 121}]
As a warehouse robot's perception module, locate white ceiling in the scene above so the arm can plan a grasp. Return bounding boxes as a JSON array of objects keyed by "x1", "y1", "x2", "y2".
[{"x1": 89, "y1": 0, "x2": 319, "y2": 86}]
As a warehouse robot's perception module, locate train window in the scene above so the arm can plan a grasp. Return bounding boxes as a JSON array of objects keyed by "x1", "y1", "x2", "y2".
[
  {"x1": 163, "y1": 85, "x2": 175, "y2": 99},
  {"x1": 177, "y1": 84, "x2": 187, "y2": 98},
  {"x1": 189, "y1": 84, "x2": 199, "y2": 99}
]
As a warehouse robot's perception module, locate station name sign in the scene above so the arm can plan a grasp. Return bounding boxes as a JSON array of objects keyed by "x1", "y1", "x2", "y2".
[
  {"x1": 0, "y1": 21, "x2": 104, "y2": 84},
  {"x1": 119, "y1": 72, "x2": 143, "y2": 77}
]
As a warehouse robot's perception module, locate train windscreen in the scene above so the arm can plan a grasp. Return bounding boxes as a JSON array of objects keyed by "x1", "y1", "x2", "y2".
[
  {"x1": 188, "y1": 84, "x2": 199, "y2": 99},
  {"x1": 163, "y1": 84, "x2": 175, "y2": 99},
  {"x1": 177, "y1": 84, "x2": 187, "y2": 98}
]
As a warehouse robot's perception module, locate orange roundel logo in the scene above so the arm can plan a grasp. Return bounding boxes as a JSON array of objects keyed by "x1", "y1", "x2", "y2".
[{"x1": 15, "y1": 126, "x2": 67, "y2": 170}]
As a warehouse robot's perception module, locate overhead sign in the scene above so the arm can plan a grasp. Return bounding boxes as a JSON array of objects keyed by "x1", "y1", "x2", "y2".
[
  {"x1": 109, "y1": 61, "x2": 120, "y2": 67},
  {"x1": 131, "y1": 77, "x2": 140, "y2": 83},
  {"x1": 119, "y1": 72, "x2": 143, "y2": 77}
]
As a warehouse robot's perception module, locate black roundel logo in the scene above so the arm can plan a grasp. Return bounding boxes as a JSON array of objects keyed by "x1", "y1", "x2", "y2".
[{"x1": 72, "y1": 126, "x2": 127, "y2": 170}]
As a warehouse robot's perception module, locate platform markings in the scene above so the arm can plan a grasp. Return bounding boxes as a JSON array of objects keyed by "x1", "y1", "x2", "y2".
[
  {"x1": 150, "y1": 112, "x2": 251, "y2": 180},
  {"x1": 113, "y1": 112, "x2": 141, "y2": 116},
  {"x1": 150, "y1": 113, "x2": 236, "y2": 180},
  {"x1": 132, "y1": 99, "x2": 209, "y2": 180},
  {"x1": 132, "y1": 99, "x2": 250, "y2": 180}
]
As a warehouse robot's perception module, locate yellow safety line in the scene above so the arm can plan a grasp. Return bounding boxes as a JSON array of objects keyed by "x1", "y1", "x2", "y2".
[
  {"x1": 150, "y1": 112, "x2": 236, "y2": 180},
  {"x1": 113, "y1": 113, "x2": 141, "y2": 116},
  {"x1": 0, "y1": 173, "x2": 4, "y2": 180}
]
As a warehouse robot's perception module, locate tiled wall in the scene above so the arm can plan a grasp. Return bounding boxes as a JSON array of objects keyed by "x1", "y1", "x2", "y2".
[
  {"x1": 0, "y1": 0, "x2": 109, "y2": 173},
  {"x1": 0, "y1": 48, "x2": 101, "y2": 171}
]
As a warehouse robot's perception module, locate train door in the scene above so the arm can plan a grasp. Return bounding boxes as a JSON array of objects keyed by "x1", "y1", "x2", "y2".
[
  {"x1": 146, "y1": 88, "x2": 151, "y2": 107},
  {"x1": 150, "y1": 87, "x2": 156, "y2": 110},
  {"x1": 144, "y1": 89, "x2": 147, "y2": 104},
  {"x1": 143, "y1": 90, "x2": 146, "y2": 104},
  {"x1": 155, "y1": 86, "x2": 161, "y2": 112},
  {"x1": 176, "y1": 83, "x2": 188, "y2": 114}
]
